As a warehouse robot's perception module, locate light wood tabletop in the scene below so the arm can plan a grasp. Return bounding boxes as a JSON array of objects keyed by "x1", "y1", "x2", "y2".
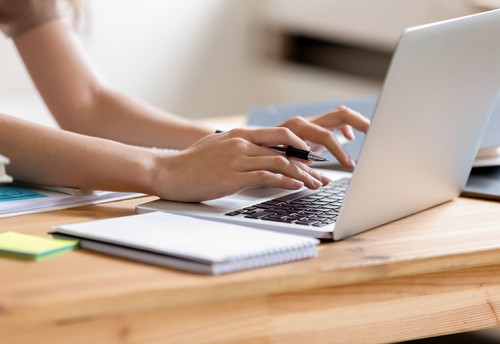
[{"x1": 1, "y1": 193, "x2": 500, "y2": 343}]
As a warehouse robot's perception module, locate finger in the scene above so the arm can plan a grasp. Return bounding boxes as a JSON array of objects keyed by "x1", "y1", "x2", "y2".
[
  {"x1": 245, "y1": 143, "x2": 326, "y2": 167},
  {"x1": 339, "y1": 124, "x2": 355, "y2": 141},
  {"x1": 225, "y1": 127, "x2": 310, "y2": 150},
  {"x1": 231, "y1": 141, "x2": 286, "y2": 158},
  {"x1": 239, "y1": 155, "x2": 324, "y2": 189},
  {"x1": 312, "y1": 106, "x2": 370, "y2": 133},
  {"x1": 291, "y1": 159, "x2": 331, "y2": 186},
  {"x1": 238, "y1": 171, "x2": 305, "y2": 190},
  {"x1": 307, "y1": 142, "x2": 325, "y2": 154},
  {"x1": 225, "y1": 139, "x2": 314, "y2": 162},
  {"x1": 283, "y1": 117, "x2": 355, "y2": 168}
]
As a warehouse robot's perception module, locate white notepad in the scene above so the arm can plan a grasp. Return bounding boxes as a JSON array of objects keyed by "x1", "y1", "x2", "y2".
[{"x1": 51, "y1": 212, "x2": 319, "y2": 275}]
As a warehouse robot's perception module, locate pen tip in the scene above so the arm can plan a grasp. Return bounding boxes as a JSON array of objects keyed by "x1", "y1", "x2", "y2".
[{"x1": 309, "y1": 153, "x2": 327, "y2": 162}]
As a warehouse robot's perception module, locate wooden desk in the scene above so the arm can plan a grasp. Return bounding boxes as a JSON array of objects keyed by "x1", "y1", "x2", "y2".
[{"x1": 1, "y1": 194, "x2": 500, "y2": 344}]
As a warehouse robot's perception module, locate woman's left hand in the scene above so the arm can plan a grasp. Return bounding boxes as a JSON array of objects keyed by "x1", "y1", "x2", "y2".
[{"x1": 278, "y1": 105, "x2": 370, "y2": 168}]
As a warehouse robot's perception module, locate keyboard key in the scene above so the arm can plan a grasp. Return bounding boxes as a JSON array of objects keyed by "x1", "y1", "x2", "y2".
[
  {"x1": 243, "y1": 211, "x2": 274, "y2": 219},
  {"x1": 225, "y1": 177, "x2": 350, "y2": 227},
  {"x1": 296, "y1": 219, "x2": 320, "y2": 226}
]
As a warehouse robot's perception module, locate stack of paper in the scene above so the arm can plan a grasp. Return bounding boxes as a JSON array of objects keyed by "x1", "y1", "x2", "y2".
[
  {"x1": 0, "y1": 184, "x2": 142, "y2": 218},
  {"x1": 52, "y1": 212, "x2": 319, "y2": 275},
  {"x1": 474, "y1": 146, "x2": 500, "y2": 167},
  {"x1": 0, "y1": 231, "x2": 78, "y2": 261},
  {"x1": 0, "y1": 155, "x2": 13, "y2": 183}
]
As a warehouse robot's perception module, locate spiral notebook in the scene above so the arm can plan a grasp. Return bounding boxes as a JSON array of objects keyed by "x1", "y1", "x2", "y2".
[{"x1": 51, "y1": 212, "x2": 319, "y2": 275}]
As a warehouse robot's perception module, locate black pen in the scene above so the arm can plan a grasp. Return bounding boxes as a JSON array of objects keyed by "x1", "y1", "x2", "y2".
[
  {"x1": 214, "y1": 130, "x2": 327, "y2": 162},
  {"x1": 270, "y1": 145, "x2": 327, "y2": 162}
]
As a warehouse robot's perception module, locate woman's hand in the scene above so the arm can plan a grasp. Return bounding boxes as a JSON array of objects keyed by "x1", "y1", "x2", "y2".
[
  {"x1": 278, "y1": 106, "x2": 370, "y2": 168},
  {"x1": 152, "y1": 127, "x2": 330, "y2": 202},
  {"x1": 151, "y1": 106, "x2": 370, "y2": 202}
]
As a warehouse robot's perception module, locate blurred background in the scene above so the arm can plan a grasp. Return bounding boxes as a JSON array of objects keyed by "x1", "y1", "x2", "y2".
[
  {"x1": 1, "y1": 0, "x2": 499, "y2": 126},
  {"x1": 2, "y1": 0, "x2": 500, "y2": 342}
]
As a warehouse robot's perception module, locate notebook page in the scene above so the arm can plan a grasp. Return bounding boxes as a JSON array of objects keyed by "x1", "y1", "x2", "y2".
[{"x1": 53, "y1": 212, "x2": 319, "y2": 263}]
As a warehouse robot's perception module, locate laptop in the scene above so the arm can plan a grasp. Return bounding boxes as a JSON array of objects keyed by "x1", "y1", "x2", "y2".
[{"x1": 137, "y1": 10, "x2": 500, "y2": 240}]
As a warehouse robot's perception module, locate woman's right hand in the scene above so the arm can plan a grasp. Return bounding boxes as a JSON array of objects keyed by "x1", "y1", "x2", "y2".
[{"x1": 151, "y1": 127, "x2": 330, "y2": 202}]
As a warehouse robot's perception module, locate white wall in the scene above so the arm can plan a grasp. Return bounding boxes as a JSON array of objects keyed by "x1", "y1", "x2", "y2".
[
  {"x1": 0, "y1": 0, "x2": 259, "y2": 122},
  {"x1": 2, "y1": 0, "x2": 486, "y2": 124},
  {"x1": 262, "y1": 0, "x2": 481, "y2": 51},
  {"x1": 0, "y1": 0, "x2": 389, "y2": 123},
  {"x1": 84, "y1": 0, "x2": 256, "y2": 117},
  {"x1": 0, "y1": 38, "x2": 33, "y2": 93},
  {"x1": 0, "y1": 36, "x2": 55, "y2": 126}
]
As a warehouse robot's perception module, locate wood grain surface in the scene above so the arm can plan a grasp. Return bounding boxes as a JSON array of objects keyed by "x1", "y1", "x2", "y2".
[{"x1": 1, "y1": 195, "x2": 500, "y2": 343}]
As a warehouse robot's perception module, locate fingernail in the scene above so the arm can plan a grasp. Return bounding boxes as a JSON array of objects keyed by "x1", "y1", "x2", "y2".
[
  {"x1": 349, "y1": 128, "x2": 355, "y2": 140},
  {"x1": 312, "y1": 179, "x2": 322, "y2": 188},
  {"x1": 348, "y1": 158, "x2": 356, "y2": 168},
  {"x1": 292, "y1": 180, "x2": 304, "y2": 189}
]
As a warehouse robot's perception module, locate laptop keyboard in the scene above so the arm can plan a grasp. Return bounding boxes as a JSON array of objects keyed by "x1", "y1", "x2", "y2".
[{"x1": 224, "y1": 177, "x2": 350, "y2": 227}]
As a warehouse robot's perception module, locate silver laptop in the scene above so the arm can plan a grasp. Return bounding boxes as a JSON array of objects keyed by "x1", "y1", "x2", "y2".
[{"x1": 137, "y1": 10, "x2": 500, "y2": 240}]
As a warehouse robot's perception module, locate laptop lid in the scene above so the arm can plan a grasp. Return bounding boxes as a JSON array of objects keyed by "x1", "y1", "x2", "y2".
[
  {"x1": 137, "y1": 10, "x2": 500, "y2": 240},
  {"x1": 333, "y1": 9, "x2": 500, "y2": 240}
]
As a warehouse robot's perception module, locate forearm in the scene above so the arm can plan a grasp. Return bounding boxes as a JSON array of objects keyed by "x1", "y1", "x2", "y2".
[
  {"x1": 0, "y1": 114, "x2": 158, "y2": 194},
  {"x1": 70, "y1": 88, "x2": 213, "y2": 149},
  {"x1": 13, "y1": 19, "x2": 212, "y2": 149}
]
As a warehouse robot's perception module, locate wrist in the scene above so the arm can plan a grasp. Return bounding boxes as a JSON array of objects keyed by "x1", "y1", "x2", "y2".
[{"x1": 142, "y1": 149, "x2": 178, "y2": 198}]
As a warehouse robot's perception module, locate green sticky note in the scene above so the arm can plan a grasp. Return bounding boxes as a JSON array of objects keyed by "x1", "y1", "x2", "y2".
[{"x1": 0, "y1": 231, "x2": 78, "y2": 261}]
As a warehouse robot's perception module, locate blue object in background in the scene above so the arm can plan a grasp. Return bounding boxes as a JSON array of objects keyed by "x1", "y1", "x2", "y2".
[{"x1": 247, "y1": 95, "x2": 500, "y2": 166}]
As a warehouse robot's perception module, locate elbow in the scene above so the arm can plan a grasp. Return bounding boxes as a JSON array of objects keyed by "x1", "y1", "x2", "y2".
[{"x1": 52, "y1": 84, "x2": 108, "y2": 134}]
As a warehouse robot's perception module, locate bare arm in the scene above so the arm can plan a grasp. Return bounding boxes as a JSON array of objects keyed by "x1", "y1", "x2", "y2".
[
  {"x1": 13, "y1": 20, "x2": 212, "y2": 149},
  {"x1": 0, "y1": 113, "x2": 329, "y2": 201},
  {"x1": 0, "y1": 114, "x2": 158, "y2": 193},
  {"x1": 1, "y1": 4, "x2": 371, "y2": 201}
]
